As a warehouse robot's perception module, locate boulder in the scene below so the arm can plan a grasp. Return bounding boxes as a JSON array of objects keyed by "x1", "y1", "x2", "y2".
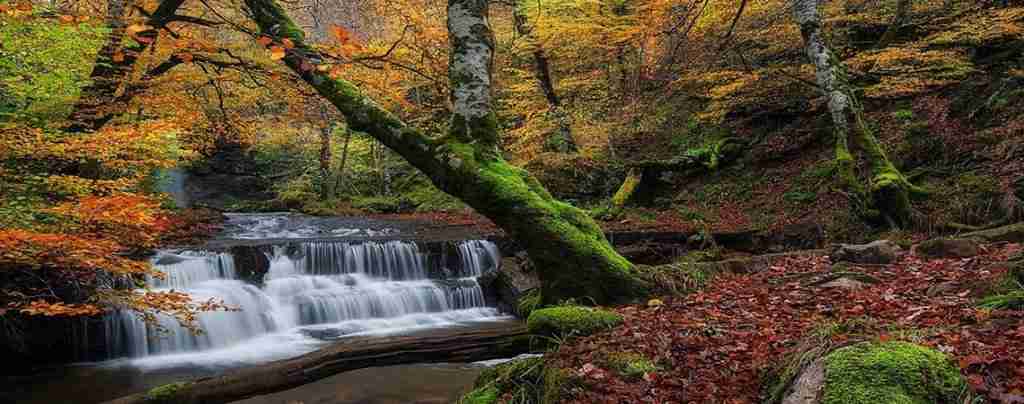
[
  {"x1": 779, "y1": 341, "x2": 966, "y2": 404},
  {"x1": 228, "y1": 245, "x2": 270, "y2": 286},
  {"x1": 830, "y1": 240, "x2": 900, "y2": 265},
  {"x1": 960, "y1": 222, "x2": 1024, "y2": 243},
  {"x1": 526, "y1": 306, "x2": 623, "y2": 337},
  {"x1": 915, "y1": 238, "x2": 980, "y2": 259},
  {"x1": 478, "y1": 253, "x2": 540, "y2": 316}
]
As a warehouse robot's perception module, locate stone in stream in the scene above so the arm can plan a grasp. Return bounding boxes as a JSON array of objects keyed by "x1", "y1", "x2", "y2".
[
  {"x1": 478, "y1": 252, "x2": 540, "y2": 316},
  {"x1": 229, "y1": 245, "x2": 270, "y2": 286},
  {"x1": 829, "y1": 240, "x2": 900, "y2": 265}
]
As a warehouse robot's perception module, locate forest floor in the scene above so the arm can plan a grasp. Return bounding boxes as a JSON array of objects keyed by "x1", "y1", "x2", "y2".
[{"x1": 545, "y1": 242, "x2": 1024, "y2": 403}]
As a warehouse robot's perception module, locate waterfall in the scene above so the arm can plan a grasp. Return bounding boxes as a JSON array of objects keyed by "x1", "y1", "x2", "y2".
[{"x1": 103, "y1": 239, "x2": 502, "y2": 360}]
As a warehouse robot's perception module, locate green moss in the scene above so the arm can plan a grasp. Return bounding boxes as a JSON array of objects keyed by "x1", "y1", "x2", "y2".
[
  {"x1": 541, "y1": 366, "x2": 572, "y2": 403},
  {"x1": 610, "y1": 169, "x2": 641, "y2": 208},
  {"x1": 603, "y1": 352, "x2": 661, "y2": 379},
  {"x1": 459, "y1": 386, "x2": 499, "y2": 404},
  {"x1": 527, "y1": 306, "x2": 623, "y2": 337},
  {"x1": 517, "y1": 289, "x2": 542, "y2": 318},
  {"x1": 143, "y1": 382, "x2": 188, "y2": 404},
  {"x1": 462, "y1": 357, "x2": 550, "y2": 404},
  {"x1": 822, "y1": 341, "x2": 967, "y2": 404},
  {"x1": 977, "y1": 290, "x2": 1024, "y2": 310}
]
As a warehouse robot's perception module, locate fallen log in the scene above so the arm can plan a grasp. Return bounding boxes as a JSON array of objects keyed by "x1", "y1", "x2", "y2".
[{"x1": 104, "y1": 324, "x2": 531, "y2": 404}]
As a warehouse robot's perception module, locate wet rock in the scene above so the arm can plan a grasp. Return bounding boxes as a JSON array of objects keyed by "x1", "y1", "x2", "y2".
[
  {"x1": 229, "y1": 245, "x2": 270, "y2": 286},
  {"x1": 479, "y1": 253, "x2": 540, "y2": 316},
  {"x1": 154, "y1": 253, "x2": 188, "y2": 266},
  {"x1": 830, "y1": 240, "x2": 900, "y2": 265},
  {"x1": 915, "y1": 238, "x2": 980, "y2": 259}
]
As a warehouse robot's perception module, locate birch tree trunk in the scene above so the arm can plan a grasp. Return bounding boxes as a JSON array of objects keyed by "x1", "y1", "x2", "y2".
[
  {"x1": 793, "y1": 0, "x2": 919, "y2": 227},
  {"x1": 512, "y1": 0, "x2": 577, "y2": 153},
  {"x1": 243, "y1": 0, "x2": 647, "y2": 304}
]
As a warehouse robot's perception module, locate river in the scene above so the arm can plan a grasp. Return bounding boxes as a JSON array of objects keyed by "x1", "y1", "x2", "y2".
[{"x1": 3, "y1": 213, "x2": 520, "y2": 404}]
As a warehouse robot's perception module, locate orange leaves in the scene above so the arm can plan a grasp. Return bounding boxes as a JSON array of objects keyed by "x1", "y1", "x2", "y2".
[
  {"x1": 0, "y1": 229, "x2": 153, "y2": 275},
  {"x1": 268, "y1": 45, "x2": 286, "y2": 61},
  {"x1": 257, "y1": 36, "x2": 273, "y2": 46},
  {"x1": 20, "y1": 300, "x2": 103, "y2": 317},
  {"x1": 331, "y1": 25, "x2": 352, "y2": 44},
  {"x1": 49, "y1": 193, "x2": 170, "y2": 250}
]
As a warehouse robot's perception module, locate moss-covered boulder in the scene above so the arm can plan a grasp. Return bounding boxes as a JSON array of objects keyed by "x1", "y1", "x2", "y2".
[
  {"x1": 526, "y1": 306, "x2": 623, "y2": 337},
  {"x1": 780, "y1": 341, "x2": 967, "y2": 404}
]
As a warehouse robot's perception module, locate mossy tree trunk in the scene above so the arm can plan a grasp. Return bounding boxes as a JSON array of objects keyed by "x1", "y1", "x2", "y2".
[
  {"x1": 243, "y1": 0, "x2": 647, "y2": 304},
  {"x1": 610, "y1": 168, "x2": 642, "y2": 211},
  {"x1": 65, "y1": 0, "x2": 187, "y2": 133},
  {"x1": 512, "y1": 0, "x2": 578, "y2": 153},
  {"x1": 793, "y1": 0, "x2": 920, "y2": 227}
]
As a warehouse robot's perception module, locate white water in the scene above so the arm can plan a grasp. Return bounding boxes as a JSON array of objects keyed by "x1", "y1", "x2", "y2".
[{"x1": 103, "y1": 239, "x2": 506, "y2": 367}]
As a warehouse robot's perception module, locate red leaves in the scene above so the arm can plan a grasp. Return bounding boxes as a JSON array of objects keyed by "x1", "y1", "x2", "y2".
[{"x1": 550, "y1": 244, "x2": 1024, "y2": 403}]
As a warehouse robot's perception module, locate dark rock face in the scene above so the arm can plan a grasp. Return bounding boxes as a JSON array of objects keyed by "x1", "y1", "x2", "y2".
[
  {"x1": 915, "y1": 238, "x2": 980, "y2": 259},
  {"x1": 229, "y1": 245, "x2": 270, "y2": 286},
  {"x1": 184, "y1": 142, "x2": 272, "y2": 209},
  {"x1": 478, "y1": 253, "x2": 540, "y2": 316},
  {"x1": 830, "y1": 240, "x2": 900, "y2": 265},
  {"x1": 713, "y1": 222, "x2": 826, "y2": 254}
]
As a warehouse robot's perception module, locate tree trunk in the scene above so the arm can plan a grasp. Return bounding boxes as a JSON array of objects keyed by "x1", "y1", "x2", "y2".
[
  {"x1": 793, "y1": 0, "x2": 918, "y2": 227},
  {"x1": 64, "y1": 0, "x2": 186, "y2": 132},
  {"x1": 102, "y1": 325, "x2": 531, "y2": 404},
  {"x1": 63, "y1": 0, "x2": 130, "y2": 132},
  {"x1": 334, "y1": 127, "x2": 353, "y2": 194},
  {"x1": 244, "y1": 0, "x2": 647, "y2": 304},
  {"x1": 513, "y1": 0, "x2": 577, "y2": 153},
  {"x1": 319, "y1": 125, "x2": 333, "y2": 200},
  {"x1": 877, "y1": 0, "x2": 910, "y2": 48}
]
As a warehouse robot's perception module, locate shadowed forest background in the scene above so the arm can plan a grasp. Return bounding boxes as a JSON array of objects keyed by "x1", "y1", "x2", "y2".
[{"x1": 1, "y1": 0, "x2": 1023, "y2": 402}]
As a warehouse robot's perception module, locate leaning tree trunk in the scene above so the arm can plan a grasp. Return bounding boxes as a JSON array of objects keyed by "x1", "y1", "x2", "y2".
[
  {"x1": 512, "y1": 0, "x2": 577, "y2": 153},
  {"x1": 793, "y1": 0, "x2": 919, "y2": 227},
  {"x1": 243, "y1": 0, "x2": 647, "y2": 304},
  {"x1": 64, "y1": 0, "x2": 187, "y2": 132}
]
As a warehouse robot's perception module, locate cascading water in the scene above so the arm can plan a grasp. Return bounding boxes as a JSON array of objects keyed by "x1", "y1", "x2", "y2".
[{"x1": 103, "y1": 238, "x2": 504, "y2": 362}]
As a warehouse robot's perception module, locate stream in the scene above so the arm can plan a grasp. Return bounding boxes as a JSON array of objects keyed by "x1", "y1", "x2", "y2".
[{"x1": 3, "y1": 213, "x2": 519, "y2": 404}]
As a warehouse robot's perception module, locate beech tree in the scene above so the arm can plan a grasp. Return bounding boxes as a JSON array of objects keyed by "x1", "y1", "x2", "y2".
[
  {"x1": 792, "y1": 0, "x2": 921, "y2": 227},
  {"x1": 243, "y1": 0, "x2": 648, "y2": 304}
]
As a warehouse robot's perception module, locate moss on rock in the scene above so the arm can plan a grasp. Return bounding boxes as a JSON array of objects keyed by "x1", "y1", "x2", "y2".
[
  {"x1": 821, "y1": 341, "x2": 966, "y2": 404},
  {"x1": 603, "y1": 352, "x2": 661, "y2": 379},
  {"x1": 527, "y1": 306, "x2": 623, "y2": 337},
  {"x1": 143, "y1": 382, "x2": 188, "y2": 404}
]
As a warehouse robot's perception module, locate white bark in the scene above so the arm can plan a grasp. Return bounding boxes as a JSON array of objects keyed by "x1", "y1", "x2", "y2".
[{"x1": 448, "y1": 0, "x2": 494, "y2": 121}]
